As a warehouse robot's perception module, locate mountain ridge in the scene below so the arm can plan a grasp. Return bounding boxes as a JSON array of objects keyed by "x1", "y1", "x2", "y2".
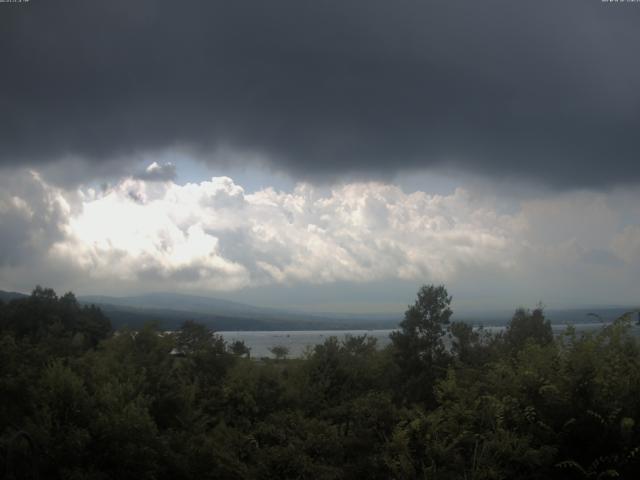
[{"x1": 2, "y1": 289, "x2": 637, "y2": 331}]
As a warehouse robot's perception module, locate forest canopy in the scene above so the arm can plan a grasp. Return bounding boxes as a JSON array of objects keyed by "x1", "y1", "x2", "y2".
[{"x1": 1, "y1": 285, "x2": 639, "y2": 479}]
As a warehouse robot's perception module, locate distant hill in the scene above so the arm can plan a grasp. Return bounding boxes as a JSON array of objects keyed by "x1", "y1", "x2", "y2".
[
  {"x1": 0, "y1": 289, "x2": 399, "y2": 331},
  {"x1": 2, "y1": 289, "x2": 637, "y2": 331},
  {"x1": 86, "y1": 303, "x2": 395, "y2": 331},
  {"x1": 77, "y1": 292, "x2": 400, "y2": 331},
  {"x1": 0, "y1": 290, "x2": 27, "y2": 303},
  {"x1": 79, "y1": 292, "x2": 286, "y2": 318}
]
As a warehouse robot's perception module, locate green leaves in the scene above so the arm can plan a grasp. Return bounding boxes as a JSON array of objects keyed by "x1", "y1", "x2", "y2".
[
  {"x1": 2, "y1": 286, "x2": 640, "y2": 479},
  {"x1": 390, "y1": 285, "x2": 453, "y2": 405}
]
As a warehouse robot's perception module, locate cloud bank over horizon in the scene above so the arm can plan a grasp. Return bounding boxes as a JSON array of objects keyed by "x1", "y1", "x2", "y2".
[
  {"x1": 1, "y1": 165, "x2": 639, "y2": 310},
  {"x1": 2, "y1": 1, "x2": 639, "y2": 312}
]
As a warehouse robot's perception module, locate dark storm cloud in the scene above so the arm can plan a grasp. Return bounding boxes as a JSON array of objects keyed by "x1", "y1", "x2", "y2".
[{"x1": 2, "y1": 0, "x2": 640, "y2": 187}]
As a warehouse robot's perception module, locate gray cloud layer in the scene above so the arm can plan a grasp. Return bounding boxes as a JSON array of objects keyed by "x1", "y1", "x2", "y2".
[{"x1": 2, "y1": 0, "x2": 640, "y2": 186}]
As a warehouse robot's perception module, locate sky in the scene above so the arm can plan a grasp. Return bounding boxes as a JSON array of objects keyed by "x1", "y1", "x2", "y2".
[{"x1": 1, "y1": 0, "x2": 639, "y2": 314}]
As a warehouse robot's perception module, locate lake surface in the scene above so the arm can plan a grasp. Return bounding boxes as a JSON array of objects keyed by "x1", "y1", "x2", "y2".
[
  {"x1": 220, "y1": 322, "x2": 638, "y2": 358},
  {"x1": 221, "y1": 329, "x2": 395, "y2": 358}
]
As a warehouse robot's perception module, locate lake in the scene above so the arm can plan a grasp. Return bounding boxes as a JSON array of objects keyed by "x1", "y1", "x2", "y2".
[
  {"x1": 220, "y1": 322, "x2": 635, "y2": 358},
  {"x1": 221, "y1": 329, "x2": 395, "y2": 358}
]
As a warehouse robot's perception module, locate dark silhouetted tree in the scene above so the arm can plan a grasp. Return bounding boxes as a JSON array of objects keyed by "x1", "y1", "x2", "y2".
[
  {"x1": 504, "y1": 306, "x2": 552, "y2": 352},
  {"x1": 390, "y1": 284, "x2": 452, "y2": 405},
  {"x1": 269, "y1": 345, "x2": 289, "y2": 361},
  {"x1": 229, "y1": 339, "x2": 251, "y2": 358}
]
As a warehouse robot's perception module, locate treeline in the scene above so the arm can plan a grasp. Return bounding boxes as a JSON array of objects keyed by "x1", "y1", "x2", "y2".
[{"x1": 1, "y1": 285, "x2": 640, "y2": 479}]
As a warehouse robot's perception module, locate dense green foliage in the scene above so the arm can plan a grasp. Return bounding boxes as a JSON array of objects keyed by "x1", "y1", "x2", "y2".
[{"x1": 1, "y1": 286, "x2": 640, "y2": 479}]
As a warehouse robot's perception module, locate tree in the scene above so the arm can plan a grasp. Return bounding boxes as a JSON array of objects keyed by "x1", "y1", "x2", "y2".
[
  {"x1": 229, "y1": 339, "x2": 251, "y2": 358},
  {"x1": 175, "y1": 321, "x2": 233, "y2": 398},
  {"x1": 390, "y1": 285, "x2": 452, "y2": 405},
  {"x1": 449, "y1": 321, "x2": 478, "y2": 363},
  {"x1": 176, "y1": 320, "x2": 225, "y2": 355},
  {"x1": 0, "y1": 287, "x2": 111, "y2": 352},
  {"x1": 269, "y1": 345, "x2": 289, "y2": 361},
  {"x1": 504, "y1": 306, "x2": 552, "y2": 352}
]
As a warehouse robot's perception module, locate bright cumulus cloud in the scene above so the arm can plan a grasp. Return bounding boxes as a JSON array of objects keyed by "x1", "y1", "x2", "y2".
[
  {"x1": 51, "y1": 175, "x2": 522, "y2": 290},
  {"x1": 1, "y1": 166, "x2": 640, "y2": 306}
]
